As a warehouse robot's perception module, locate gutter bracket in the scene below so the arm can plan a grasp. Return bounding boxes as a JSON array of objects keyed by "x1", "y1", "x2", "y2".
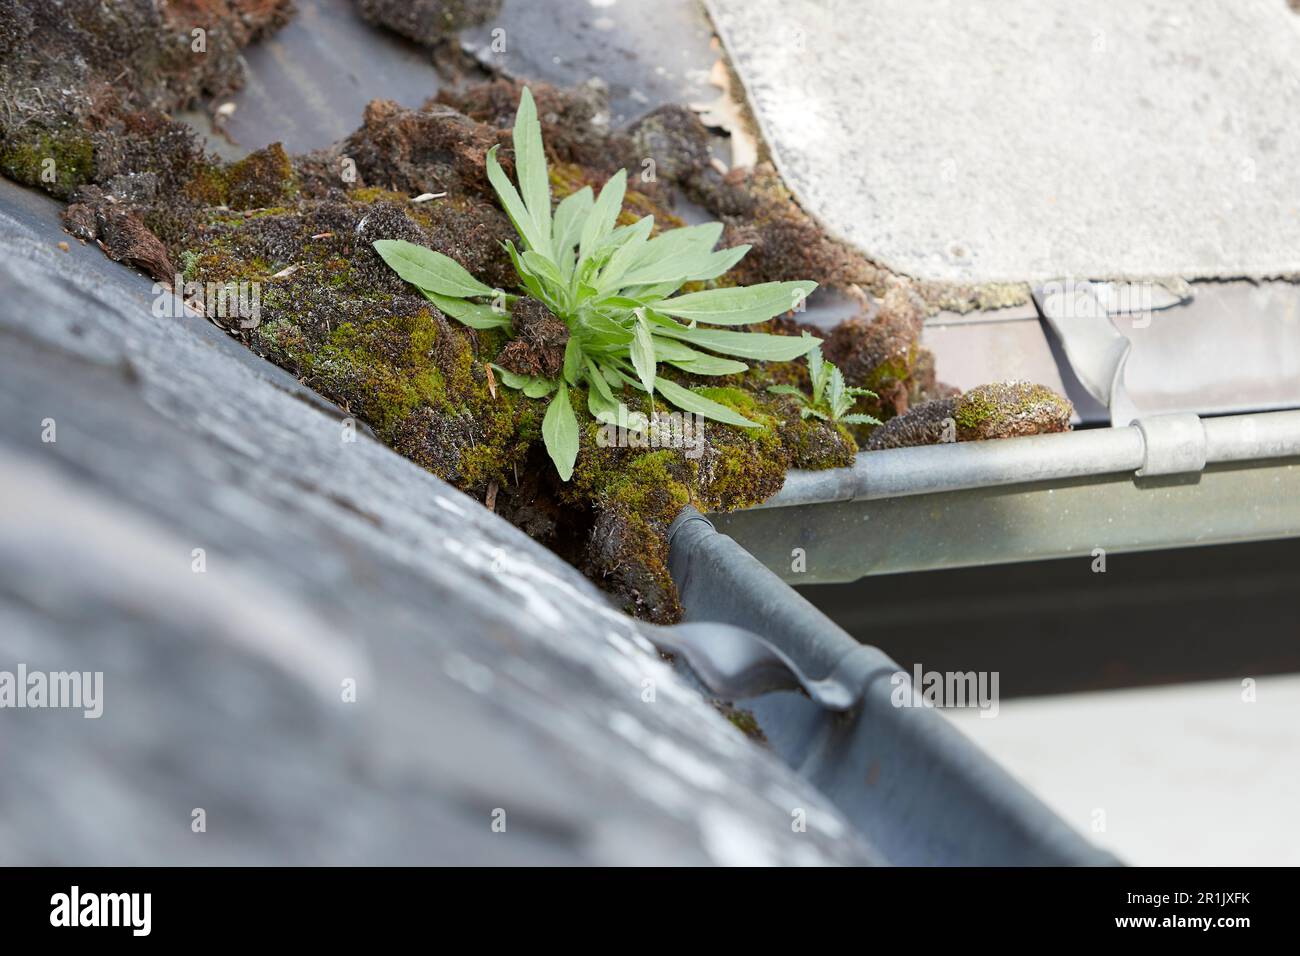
[{"x1": 1134, "y1": 413, "x2": 1207, "y2": 477}]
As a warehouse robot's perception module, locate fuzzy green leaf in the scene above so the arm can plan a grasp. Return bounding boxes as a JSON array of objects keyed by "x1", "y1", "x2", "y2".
[
  {"x1": 654, "y1": 376, "x2": 759, "y2": 429},
  {"x1": 667, "y1": 354, "x2": 749, "y2": 377},
  {"x1": 579, "y1": 311, "x2": 635, "y2": 347},
  {"x1": 766, "y1": 384, "x2": 809, "y2": 399},
  {"x1": 487, "y1": 145, "x2": 549, "y2": 256},
  {"x1": 585, "y1": 357, "x2": 616, "y2": 404},
  {"x1": 553, "y1": 186, "x2": 594, "y2": 278},
  {"x1": 646, "y1": 314, "x2": 822, "y2": 361},
  {"x1": 826, "y1": 365, "x2": 849, "y2": 418},
  {"x1": 579, "y1": 169, "x2": 628, "y2": 264},
  {"x1": 619, "y1": 222, "x2": 725, "y2": 285},
  {"x1": 806, "y1": 340, "x2": 829, "y2": 404},
  {"x1": 490, "y1": 364, "x2": 532, "y2": 390},
  {"x1": 596, "y1": 216, "x2": 654, "y2": 294},
  {"x1": 642, "y1": 334, "x2": 698, "y2": 361},
  {"x1": 521, "y1": 250, "x2": 566, "y2": 298},
  {"x1": 658, "y1": 280, "x2": 818, "y2": 326},
  {"x1": 491, "y1": 364, "x2": 556, "y2": 397},
  {"x1": 421, "y1": 290, "x2": 511, "y2": 330},
  {"x1": 630, "y1": 312, "x2": 657, "y2": 398},
  {"x1": 373, "y1": 239, "x2": 496, "y2": 298},
  {"x1": 586, "y1": 386, "x2": 621, "y2": 427},
  {"x1": 512, "y1": 87, "x2": 552, "y2": 250},
  {"x1": 542, "y1": 386, "x2": 579, "y2": 481},
  {"x1": 523, "y1": 377, "x2": 558, "y2": 398},
  {"x1": 503, "y1": 241, "x2": 550, "y2": 303},
  {"x1": 563, "y1": 337, "x2": 583, "y2": 385},
  {"x1": 685, "y1": 245, "x2": 751, "y2": 282}
]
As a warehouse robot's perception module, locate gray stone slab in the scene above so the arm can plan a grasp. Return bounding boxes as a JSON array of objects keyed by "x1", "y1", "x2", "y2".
[
  {"x1": 461, "y1": 0, "x2": 721, "y2": 126},
  {"x1": 0, "y1": 180, "x2": 876, "y2": 865},
  {"x1": 193, "y1": 0, "x2": 720, "y2": 158},
  {"x1": 707, "y1": 0, "x2": 1300, "y2": 283}
]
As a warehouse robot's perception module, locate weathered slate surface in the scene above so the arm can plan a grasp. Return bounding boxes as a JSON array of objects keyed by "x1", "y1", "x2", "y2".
[
  {"x1": 0, "y1": 180, "x2": 876, "y2": 865},
  {"x1": 209, "y1": 0, "x2": 720, "y2": 156}
]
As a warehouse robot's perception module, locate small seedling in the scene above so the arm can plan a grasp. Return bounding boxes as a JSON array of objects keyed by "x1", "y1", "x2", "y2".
[
  {"x1": 374, "y1": 87, "x2": 820, "y2": 480},
  {"x1": 768, "y1": 339, "x2": 881, "y2": 426}
]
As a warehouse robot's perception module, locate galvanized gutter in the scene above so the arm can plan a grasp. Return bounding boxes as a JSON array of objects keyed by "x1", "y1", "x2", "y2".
[
  {"x1": 712, "y1": 411, "x2": 1300, "y2": 582},
  {"x1": 664, "y1": 508, "x2": 1121, "y2": 866}
]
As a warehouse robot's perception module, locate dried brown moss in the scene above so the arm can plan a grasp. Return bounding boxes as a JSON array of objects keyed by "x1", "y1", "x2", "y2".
[
  {"x1": 0, "y1": 0, "x2": 293, "y2": 198},
  {"x1": 864, "y1": 397, "x2": 959, "y2": 451},
  {"x1": 495, "y1": 297, "x2": 568, "y2": 379},
  {"x1": 811, "y1": 281, "x2": 939, "y2": 423},
  {"x1": 864, "y1": 383, "x2": 1073, "y2": 450},
  {"x1": 438, "y1": 78, "x2": 634, "y2": 178}
]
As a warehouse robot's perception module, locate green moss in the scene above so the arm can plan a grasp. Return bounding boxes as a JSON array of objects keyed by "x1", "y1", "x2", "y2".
[
  {"x1": 351, "y1": 186, "x2": 410, "y2": 204},
  {"x1": 694, "y1": 386, "x2": 768, "y2": 424},
  {"x1": 597, "y1": 450, "x2": 690, "y2": 515},
  {"x1": 183, "y1": 144, "x2": 297, "y2": 210},
  {"x1": 178, "y1": 250, "x2": 200, "y2": 282},
  {"x1": 954, "y1": 392, "x2": 996, "y2": 430},
  {"x1": 864, "y1": 351, "x2": 915, "y2": 392},
  {"x1": 724, "y1": 706, "x2": 766, "y2": 741},
  {"x1": 954, "y1": 382, "x2": 1073, "y2": 441},
  {"x1": 141, "y1": 120, "x2": 859, "y2": 624},
  {"x1": 184, "y1": 164, "x2": 230, "y2": 207},
  {"x1": 549, "y1": 160, "x2": 684, "y2": 232},
  {"x1": 0, "y1": 127, "x2": 95, "y2": 197}
]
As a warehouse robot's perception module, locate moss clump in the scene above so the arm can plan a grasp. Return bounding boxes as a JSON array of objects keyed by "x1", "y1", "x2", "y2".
[
  {"x1": 718, "y1": 703, "x2": 768, "y2": 743},
  {"x1": 0, "y1": 127, "x2": 96, "y2": 198},
  {"x1": 865, "y1": 384, "x2": 1072, "y2": 449},
  {"x1": 174, "y1": 187, "x2": 531, "y2": 494},
  {"x1": 572, "y1": 444, "x2": 691, "y2": 623},
  {"x1": 184, "y1": 143, "x2": 297, "y2": 210},
  {"x1": 865, "y1": 397, "x2": 959, "y2": 450},
  {"x1": 953, "y1": 382, "x2": 1073, "y2": 441},
  {"x1": 549, "y1": 160, "x2": 684, "y2": 233},
  {"x1": 438, "y1": 77, "x2": 635, "y2": 177},
  {"x1": 17, "y1": 67, "x2": 889, "y2": 623}
]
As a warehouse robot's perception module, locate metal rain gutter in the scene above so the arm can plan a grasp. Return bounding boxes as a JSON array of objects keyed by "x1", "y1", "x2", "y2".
[
  {"x1": 711, "y1": 410, "x2": 1300, "y2": 583},
  {"x1": 663, "y1": 507, "x2": 1120, "y2": 866}
]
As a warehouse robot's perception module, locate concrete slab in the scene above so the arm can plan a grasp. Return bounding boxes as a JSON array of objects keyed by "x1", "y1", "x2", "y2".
[{"x1": 707, "y1": 0, "x2": 1300, "y2": 283}]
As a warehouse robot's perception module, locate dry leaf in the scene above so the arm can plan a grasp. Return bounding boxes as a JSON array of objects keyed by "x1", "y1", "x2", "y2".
[{"x1": 690, "y1": 59, "x2": 758, "y2": 170}]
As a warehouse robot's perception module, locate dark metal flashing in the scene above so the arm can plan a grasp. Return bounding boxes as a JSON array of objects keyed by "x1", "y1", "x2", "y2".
[{"x1": 666, "y1": 507, "x2": 1121, "y2": 866}]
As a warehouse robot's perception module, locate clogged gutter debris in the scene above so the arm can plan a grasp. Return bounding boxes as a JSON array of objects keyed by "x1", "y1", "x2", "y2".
[
  {"x1": 373, "y1": 87, "x2": 828, "y2": 481},
  {"x1": 0, "y1": 0, "x2": 1074, "y2": 623}
]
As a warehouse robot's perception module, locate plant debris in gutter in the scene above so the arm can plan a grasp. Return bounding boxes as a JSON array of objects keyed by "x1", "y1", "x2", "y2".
[{"x1": 0, "y1": 0, "x2": 1074, "y2": 623}]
